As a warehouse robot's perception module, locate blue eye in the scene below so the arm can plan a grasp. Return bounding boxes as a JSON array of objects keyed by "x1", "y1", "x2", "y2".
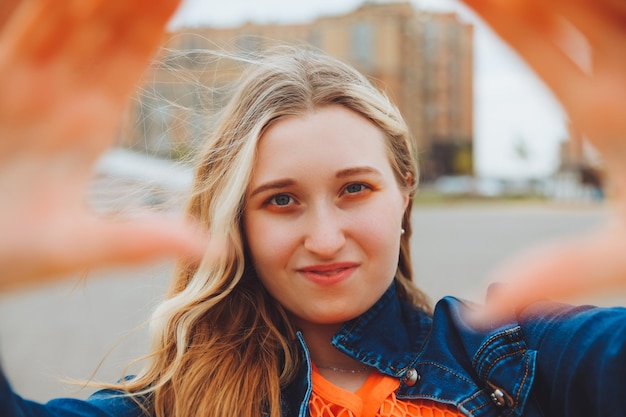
[
  {"x1": 345, "y1": 183, "x2": 367, "y2": 194},
  {"x1": 269, "y1": 194, "x2": 292, "y2": 206}
]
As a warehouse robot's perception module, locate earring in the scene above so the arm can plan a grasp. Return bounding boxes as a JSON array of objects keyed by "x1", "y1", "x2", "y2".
[{"x1": 401, "y1": 228, "x2": 405, "y2": 235}]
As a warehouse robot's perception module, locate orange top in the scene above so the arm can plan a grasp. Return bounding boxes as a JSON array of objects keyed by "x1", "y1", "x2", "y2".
[{"x1": 310, "y1": 366, "x2": 463, "y2": 417}]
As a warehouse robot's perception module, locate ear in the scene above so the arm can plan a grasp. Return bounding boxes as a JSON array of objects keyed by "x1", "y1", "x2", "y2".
[{"x1": 402, "y1": 172, "x2": 413, "y2": 210}]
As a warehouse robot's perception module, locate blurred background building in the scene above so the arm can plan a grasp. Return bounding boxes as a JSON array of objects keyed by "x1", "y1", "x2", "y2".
[
  {"x1": 556, "y1": 122, "x2": 605, "y2": 200},
  {"x1": 118, "y1": 0, "x2": 474, "y2": 181}
]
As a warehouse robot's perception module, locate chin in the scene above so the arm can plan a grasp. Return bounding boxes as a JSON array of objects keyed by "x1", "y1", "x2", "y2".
[{"x1": 307, "y1": 308, "x2": 366, "y2": 325}]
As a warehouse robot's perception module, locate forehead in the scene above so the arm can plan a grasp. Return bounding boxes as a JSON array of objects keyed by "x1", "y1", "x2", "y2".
[{"x1": 250, "y1": 105, "x2": 393, "y2": 185}]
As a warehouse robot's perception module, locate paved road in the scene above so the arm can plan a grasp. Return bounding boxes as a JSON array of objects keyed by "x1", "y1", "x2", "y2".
[{"x1": 0, "y1": 200, "x2": 614, "y2": 402}]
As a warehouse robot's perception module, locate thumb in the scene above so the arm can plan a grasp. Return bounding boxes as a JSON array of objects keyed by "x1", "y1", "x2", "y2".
[
  {"x1": 88, "y1": 214, "x2": 208, "y2": 267},
  {"x1": 475, "y1": 225, "x2": 626, "y2": 324}
]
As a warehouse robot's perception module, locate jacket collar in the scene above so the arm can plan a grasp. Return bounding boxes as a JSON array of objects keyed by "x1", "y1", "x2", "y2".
[
  {"x1": 282, "y1": 283, "x2": 432, "y2": 417},
  {"x1": 329, "y1": 282, "x2": 432, "y2": 377}
]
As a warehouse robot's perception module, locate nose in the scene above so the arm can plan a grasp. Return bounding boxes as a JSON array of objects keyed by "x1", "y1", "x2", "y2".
[{"x1": 303, "y1": 205, "x2": 346, "y2": 258}]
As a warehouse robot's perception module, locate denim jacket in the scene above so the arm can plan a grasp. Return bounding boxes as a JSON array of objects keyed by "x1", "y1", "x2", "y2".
[{"x1": 2, "y1": 284, "x2": 626, "y2": 417}]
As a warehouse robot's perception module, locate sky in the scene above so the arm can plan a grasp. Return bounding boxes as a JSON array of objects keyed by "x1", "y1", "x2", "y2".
[{"x1": 168, "y1": 0, "x2": 568, "y2": 179}]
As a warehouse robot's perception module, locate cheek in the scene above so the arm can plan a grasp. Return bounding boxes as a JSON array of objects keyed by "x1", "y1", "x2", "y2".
[
  {"x1": 244, "y1": 213, "x2": 295, "y2": 278},
  {"x1": 350, "y1": 198, "x2": 404, "y2": 262},
  {"x1": 352, "y1": 213, "x2": 402, "y2": 261},
  {"x1": 354, "y1": 193, "x2": 405, "y2": 236}
]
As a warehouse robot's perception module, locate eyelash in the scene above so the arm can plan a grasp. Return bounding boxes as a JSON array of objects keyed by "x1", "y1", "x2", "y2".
[
  {"x1": 343, "y1": 182, "x2": 371, "y2": 195},
  {"x1": 262, "y1": 182, "x2": 373, "y2": 208},
  {"x1": 264, "y1": 194, "x2": 295, "y2": 207}
]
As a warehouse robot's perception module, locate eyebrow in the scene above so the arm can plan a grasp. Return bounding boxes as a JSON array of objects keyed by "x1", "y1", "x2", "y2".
[
  {"x1": 335, "y1": 166, "x2": 383, "y2": 179},
  {"x1": 249, "y1": 166, "x2": 383, "y2": 198},
  {"x1": 249, "y1": 179, "x2": 296, "y2": 198}
]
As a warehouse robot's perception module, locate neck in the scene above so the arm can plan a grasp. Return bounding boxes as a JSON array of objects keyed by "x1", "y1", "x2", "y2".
[
  {"x1": 294, "y1": 320, "x2": 349, "y2": 366},
  {"x1": 295, "y1": 319, "x2": 372, "y2": 391}
]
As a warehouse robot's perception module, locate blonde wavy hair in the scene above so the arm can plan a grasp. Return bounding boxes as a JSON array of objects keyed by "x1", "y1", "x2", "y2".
[{"x1": 120, "y1": 46, "x2": 430, "y2": 417}]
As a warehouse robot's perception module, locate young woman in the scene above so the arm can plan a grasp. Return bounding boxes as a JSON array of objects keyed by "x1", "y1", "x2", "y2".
[{"x1": 1, "y1": 1, "x2": 626, "y2": 417}]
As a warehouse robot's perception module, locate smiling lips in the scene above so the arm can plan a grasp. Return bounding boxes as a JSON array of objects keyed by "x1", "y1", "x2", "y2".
[{"x1": 297, "y1": 262, "x2": 359, "y2": 286}]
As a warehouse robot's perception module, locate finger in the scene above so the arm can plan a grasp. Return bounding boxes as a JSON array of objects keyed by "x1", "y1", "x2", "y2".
[
  {"x1": 542, "y1": 0, "x2": 626, "y2": 68},
  {"x1": 463, "y1": 0, "x2": 584, "y2": 76},
  {"x1": 0, "y1": 84, "x2": 123, "y2": 162},
  {"x1": 0, "y1": 214, "x2": 208, "y2": 292},
  {"x1": 0, "y1": 0, "x2": 73, "y2": 64},
  {"x1": 1, "y1": 0, "x2": 179, "y2": 64},
  {"x1": 0, "y1": 0, "x2": 21, "y2": 30},
  {"x1": 462, "y1": 0, "x2": 626, "y2": 151},
  {"x1": 87, "y1": 215, "x2": 208, "y2": 266},
  {"x1": 0, "y1": 0, "x2": 181, "y2": 155},
  {"x1": 92, "y1": 7, "x2": 176, "y2": 99},
  {"x1": 551, "y1": 0, "x2": 626, "y2": 34},
  {"x1": 461, "y1": 0, "x2": 588, "y2": 115},
  {"x1": 64, "y1": 0, "x2": 181, "y2": 78},
  {"x1": 476, "y1": 225, "x2": 626, "y2": 322},
  {"x1": 0, "y1": 0, "x2": 179, "y2": 112},
  {"x1": 585, "y1": 0, "x2": 626, "y2": 23}
]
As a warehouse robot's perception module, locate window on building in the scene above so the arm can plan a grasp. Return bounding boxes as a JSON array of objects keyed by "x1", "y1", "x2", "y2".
[
  {"x1": 309, "y1": 28, "x2": 322, "y2": 49},
  {"x1": 237, "y1": 35, "x2": 263, "y2": 53},
  {"x1": 351, "y1": 22, "x2": 374, "y2": 69}
]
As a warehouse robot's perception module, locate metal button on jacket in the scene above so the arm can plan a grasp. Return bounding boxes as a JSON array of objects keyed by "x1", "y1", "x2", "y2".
[
  {"x1": 491, "y1": 389, "x2": 506, "y2": 407},
  {"x1": 402, "y1": 368, "x2": 420, "y2": 386}
]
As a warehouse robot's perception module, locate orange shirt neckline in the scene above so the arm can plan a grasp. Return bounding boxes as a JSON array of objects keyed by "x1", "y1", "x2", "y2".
[{"x1": 311, "y1": 364, "x2": 400, "y2": 417}]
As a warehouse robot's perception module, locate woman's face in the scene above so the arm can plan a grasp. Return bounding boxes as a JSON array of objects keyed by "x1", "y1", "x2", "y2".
[{"x1": 244, "y1": 105, "x2": 409, "y2": 329}]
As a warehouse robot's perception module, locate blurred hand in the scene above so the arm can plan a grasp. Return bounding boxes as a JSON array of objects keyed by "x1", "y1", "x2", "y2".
[
  {"x1": 0, "y1": 0, "x2": 206, "y2": 291},
  {"x1": 460, "y1": 0, "x2": 626, "y2": 316}
]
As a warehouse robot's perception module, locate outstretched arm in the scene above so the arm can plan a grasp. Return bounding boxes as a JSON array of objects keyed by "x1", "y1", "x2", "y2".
[
  {"x1": 460, "y1": 0, "x2": 626, "y2": 315},
  {"x1": 0, "y1": 0, "x2": 206, "y2": 291}
]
